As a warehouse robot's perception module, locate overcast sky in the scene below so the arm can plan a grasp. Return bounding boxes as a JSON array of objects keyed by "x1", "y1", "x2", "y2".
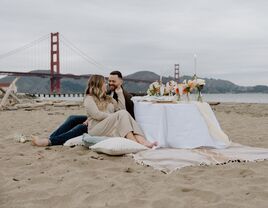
[{"x1": 0, "y1": 0, "x2": 268, "y2": 86}]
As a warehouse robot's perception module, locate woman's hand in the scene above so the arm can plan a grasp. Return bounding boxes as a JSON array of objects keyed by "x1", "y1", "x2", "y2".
[
  {"x1": 83, "y1": 120, "x2": 89, "y2": 126},
  {"x1": 115, "y1": 86, "x2": 123, "y2": 94}
]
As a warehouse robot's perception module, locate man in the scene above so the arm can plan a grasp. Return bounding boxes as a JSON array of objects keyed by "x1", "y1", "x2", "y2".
[
  {"x1": 107, "y1": 71, "x2": 135, "y2": 119},
  {"x1": 36, "y1": 71, "x2": 135, "y2": 146}
]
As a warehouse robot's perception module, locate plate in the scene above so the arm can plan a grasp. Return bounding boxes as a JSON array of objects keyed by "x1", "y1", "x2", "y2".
[{"x1": 153, "y1": 100, "x2": 177, "y2": 104}]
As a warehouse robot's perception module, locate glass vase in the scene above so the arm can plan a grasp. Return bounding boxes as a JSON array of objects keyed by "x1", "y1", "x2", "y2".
[
  {"x1": 197, "y1": 90, "x2": 203, "y2": 102},
  {"x1": 175, "y1": 94, "x2": 180, "y2": 101},
  {"x1": 186, "y1": 93, "x2": 190, "y2": 102}
]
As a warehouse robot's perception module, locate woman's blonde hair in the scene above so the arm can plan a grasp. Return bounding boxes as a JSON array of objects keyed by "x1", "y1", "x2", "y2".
[
  {"x1": 85, "y1": 75, "x2": 113, "y2": 110},
  {"x1": 85, "y1": 75, "x2": 106, "y2": 98}
]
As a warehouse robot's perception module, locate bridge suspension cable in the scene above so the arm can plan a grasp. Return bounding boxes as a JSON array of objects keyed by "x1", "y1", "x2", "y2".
[
  {"x1": 0, "y1": 34, "x2": 50, "y2": 60},
  {"x1": 61, "y1": 35, "x2": 113, "y2": 71}
]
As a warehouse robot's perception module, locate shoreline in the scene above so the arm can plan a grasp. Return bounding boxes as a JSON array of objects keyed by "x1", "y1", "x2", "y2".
[{"x1": 4, "y1": 92, "x2": 268, "y2": 104}]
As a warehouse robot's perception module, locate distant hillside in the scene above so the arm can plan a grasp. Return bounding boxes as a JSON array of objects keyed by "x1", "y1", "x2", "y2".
[
  {"x1": 0, "y1": 70, "x2": 268, "y2": 94},
  {"x1": 0, "y1": 70, "x2": 88, "y2": 94},
  {"x1": 125, "y1": 71, "x2": 268, "y2": 93},
  {"x1": 125, "y1": 71, "x2": 160, "y2": 81}
]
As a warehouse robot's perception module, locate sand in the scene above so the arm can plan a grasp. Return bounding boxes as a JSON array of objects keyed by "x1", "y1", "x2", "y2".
[{"x1": 0, "y1": 103, "x2": 268, "y2": 208}]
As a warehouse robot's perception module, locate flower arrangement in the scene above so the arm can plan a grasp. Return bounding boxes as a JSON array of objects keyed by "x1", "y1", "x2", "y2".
[
  {"x1": 195, "y1": 79, "x2": 206, "y2": 102},
  {"x1": 165, "y1": 80, "x2": 178, "y2": 96},
  {"x1": 146, "y1": 77, "x2": 206, "y2": 102},
  {"x1": 182, "y1": 80, "x2": 196, "y2": 93},
  {"x1": 181, "y1": 80, "x2": 194, "y2": 101},
  {"x1": 196, "y1": 79, "x2": 206, "y2": 90},
  {"x1": 147, "y1": 81, "x2": 161, "y2": 96}
]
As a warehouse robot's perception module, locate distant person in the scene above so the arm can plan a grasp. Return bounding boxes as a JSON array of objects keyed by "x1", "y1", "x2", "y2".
[{"x1": 31, "y1": 71, "x2": 135, "y2": 146}]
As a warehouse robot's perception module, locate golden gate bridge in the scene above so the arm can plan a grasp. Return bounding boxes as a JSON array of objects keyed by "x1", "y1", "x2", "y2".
[{"x1": 0, "y1": 32, "x2": 179, "y2": 94}]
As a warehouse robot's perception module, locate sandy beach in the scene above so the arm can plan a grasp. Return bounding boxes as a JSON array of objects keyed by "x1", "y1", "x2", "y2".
[{"x1": 0, "y1": 103, "x2": 268, "y2": 208}]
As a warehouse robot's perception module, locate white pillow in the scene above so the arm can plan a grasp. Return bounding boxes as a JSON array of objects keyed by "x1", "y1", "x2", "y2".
[
  {"x1": 90, "y1": 137, "x2": 149, "y2": 155},
  {"x1": 82, "y1": 134, "x2": 108, "y2": 147},
  {"x1": 63, "y1": 135, "x2": 84, "y2": 147}
]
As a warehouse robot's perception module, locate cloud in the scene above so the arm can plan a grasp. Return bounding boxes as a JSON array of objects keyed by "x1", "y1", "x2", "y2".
[{"x1": 0, "y1": 0, "x2": 267, "y2": 85}]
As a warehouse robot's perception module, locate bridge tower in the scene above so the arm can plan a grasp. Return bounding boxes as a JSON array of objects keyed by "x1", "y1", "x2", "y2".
[
  {"x1": 174, "y1": 64, "x2": 180, "y2": 82},
  {"x1": 50, "y1": 32, "x2": 60, "y2": 94}
]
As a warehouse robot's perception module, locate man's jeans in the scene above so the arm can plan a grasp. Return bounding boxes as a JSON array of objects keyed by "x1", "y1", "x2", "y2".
[{"x1": 49, "y1": 115, "x2": 88, "y2": 145}]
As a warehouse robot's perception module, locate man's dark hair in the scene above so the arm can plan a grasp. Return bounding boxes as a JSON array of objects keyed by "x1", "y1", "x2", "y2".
[{"x1": 110, "y1": 71, "x2": 123, "y2": 79}]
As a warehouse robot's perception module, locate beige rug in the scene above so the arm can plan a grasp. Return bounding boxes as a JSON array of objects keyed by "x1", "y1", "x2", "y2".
[{"x1": 133, "y1": 142, "x2": 268, "y2": 173}]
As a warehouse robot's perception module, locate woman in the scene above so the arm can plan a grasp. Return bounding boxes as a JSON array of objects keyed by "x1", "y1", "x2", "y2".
[{"x1": 83, "y1": 75, "x2": 157, "y2": 148}]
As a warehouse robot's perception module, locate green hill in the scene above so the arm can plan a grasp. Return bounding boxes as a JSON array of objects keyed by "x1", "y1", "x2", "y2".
[{"x1": 0, "y1": 70, "x2": 267, "y2": 94}]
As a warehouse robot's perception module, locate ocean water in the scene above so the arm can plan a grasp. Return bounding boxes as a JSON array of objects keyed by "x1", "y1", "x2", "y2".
[
  {"x1": 37, "y1": 93, "x2": 268, "y2": 103},
  {"x1": 200, "y1": 93, "x2": 268, "y2": 103}
]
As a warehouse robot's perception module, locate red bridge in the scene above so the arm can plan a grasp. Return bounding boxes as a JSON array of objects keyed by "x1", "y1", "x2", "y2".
[{"x1": 0, "y1": 32, "x2": 178, "y2": 94}]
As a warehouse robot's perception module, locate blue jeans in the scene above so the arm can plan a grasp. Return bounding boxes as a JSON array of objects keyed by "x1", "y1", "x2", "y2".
[{"x1": 49, "y1": 115, "x2": 88, "y2": 145}]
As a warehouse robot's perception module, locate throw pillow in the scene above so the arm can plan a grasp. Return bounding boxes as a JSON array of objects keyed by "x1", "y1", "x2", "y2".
[
  {"x1": 82, "y1": 133, "x2": 109, "y2": 147},
  {"x1": 63, "y1": 135, "x2": 84, "y2": 147},
  {"x1": 90, "y1": 137, "x2": 149, "y2": 155}
]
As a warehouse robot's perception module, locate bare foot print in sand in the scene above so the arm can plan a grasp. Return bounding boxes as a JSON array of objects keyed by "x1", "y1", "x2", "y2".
[{"x1": 31, "y1": 136, "x2": 50, "y2": 147}]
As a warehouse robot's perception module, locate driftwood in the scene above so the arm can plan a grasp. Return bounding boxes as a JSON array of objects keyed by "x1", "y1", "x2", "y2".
[
  {"x1": 12, "y1": 101, "x2": 81, "y2": 110},
  {"x1": 35, "y1": 99, "x2": 62, "y2": 103},
  {"x1": 53, "y1": 102, "x2": 81, "y2": 107},
  {"x1": 2, "y1": 106, "x2": 19, "y2": 111},
  {"x1": 15, "y1": 101, "x2": 54, "y2": 109},
  {"x1": 0, "y1": 88, "x2": 21, "y2": 104},
  {"x1": 1, "y1": 85, "x2": 81, "y2": 110},
  {"x1": 15, "y1": 102, "x2": 48, "y2": 109},
  {"x1": 0, "y1": 78, "x2": 20, "y2": 110}
]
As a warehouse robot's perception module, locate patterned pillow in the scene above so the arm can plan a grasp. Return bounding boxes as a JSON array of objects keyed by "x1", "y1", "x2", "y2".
[
  {"x1": 82, "y1": 133, "x2": 108, "y2": 147},
  {"x1": 63, "y1": 135, "x2": 84, "y2": 147},
  {"x1": 90, "y1": 137, "x2": 149, "y2": 155}
]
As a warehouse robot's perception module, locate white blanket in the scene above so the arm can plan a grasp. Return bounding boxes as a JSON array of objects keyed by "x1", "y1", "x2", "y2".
[
  {"x1": 195, "y1": 102, "x2": 231, "y2": 145},
  {"x1": 133, "y1": 143, "x2": 268, "y2": 173},
  {"x1": 133, "y1": 100, "x2": 230, "y2": 148}
]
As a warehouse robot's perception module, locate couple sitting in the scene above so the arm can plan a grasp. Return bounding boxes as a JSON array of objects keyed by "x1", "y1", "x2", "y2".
[{"x1": 32, "y1": 71, "x2": 157, "y2": 148}]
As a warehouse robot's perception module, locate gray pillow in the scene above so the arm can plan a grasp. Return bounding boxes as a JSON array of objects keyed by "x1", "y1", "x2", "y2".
[{"x1": 82, "y1": 133, "x2": 109, "y2": 147}]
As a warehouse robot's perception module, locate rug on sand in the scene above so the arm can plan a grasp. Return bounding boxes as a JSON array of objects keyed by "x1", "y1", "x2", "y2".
[{"x1": 133, "y1": 143, "x2": 268, "y2": 174}]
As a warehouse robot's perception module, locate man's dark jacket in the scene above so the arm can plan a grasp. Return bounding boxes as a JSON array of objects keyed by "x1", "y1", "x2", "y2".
[{"x1": 107, "y1": 89, "x2": 135, "y2": 119}]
